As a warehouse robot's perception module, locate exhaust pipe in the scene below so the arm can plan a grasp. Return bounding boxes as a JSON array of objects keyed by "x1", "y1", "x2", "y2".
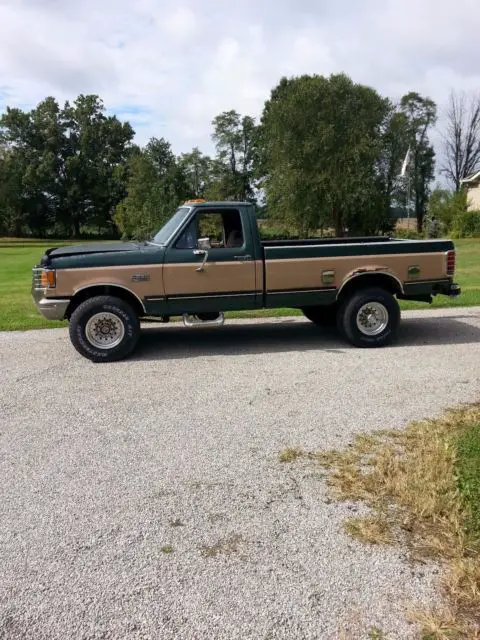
[{"x1": 183, "y1": 312, "x2": 225, "y2": 327}]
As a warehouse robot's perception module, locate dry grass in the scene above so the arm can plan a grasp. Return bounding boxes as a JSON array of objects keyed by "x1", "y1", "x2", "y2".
[
  {"x1": 200, "y1": 534, "x2": 244, "y2": 558},
  {"x1": 312, "y1": 404, "x2": 480, "y2": 639},
  {"x1": 367, "y1": 627, "x2": 389, "y2": 640},
  {"x1": 279, "y1": 447, "x2": 305, "y2": 463},
  {"x1": 344, "y1": 515, "x2": 393, "y2": 545}
]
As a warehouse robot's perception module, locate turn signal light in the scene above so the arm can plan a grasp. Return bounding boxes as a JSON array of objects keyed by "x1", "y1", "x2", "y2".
[{"x1": 41, "y1": 270, "x2": 56, "y2": 288}]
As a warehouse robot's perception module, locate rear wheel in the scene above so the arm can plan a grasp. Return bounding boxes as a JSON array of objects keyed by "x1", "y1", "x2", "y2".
[
  {"x1": 337, "y1": 287, "x2": 400, "y2": 348},
  {"x1": 301, "y1": 304, "x2": 338, "y2": 327},
  {"x1": 69, "y1": 295, "x2": 140, "y2": 362}
]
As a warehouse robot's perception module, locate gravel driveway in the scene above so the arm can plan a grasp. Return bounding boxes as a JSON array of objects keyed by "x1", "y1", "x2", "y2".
[{"x1": 1, "y1": 307, "x2": 480, "y2": 640}]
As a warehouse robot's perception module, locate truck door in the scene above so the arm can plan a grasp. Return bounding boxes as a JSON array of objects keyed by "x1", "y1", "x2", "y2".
[{"x1": 163, "y1": 206, "x2": 258, "y2": 313}]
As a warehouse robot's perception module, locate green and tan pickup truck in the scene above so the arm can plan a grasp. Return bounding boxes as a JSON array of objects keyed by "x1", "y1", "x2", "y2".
[{"x1": 32, "y1": 200, "x2": 460, "y2": 362}]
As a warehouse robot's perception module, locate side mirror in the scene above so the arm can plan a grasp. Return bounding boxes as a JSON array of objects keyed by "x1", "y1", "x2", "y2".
[{"x1": 198, "y1": 237, "x2": 211, "y2": 250}]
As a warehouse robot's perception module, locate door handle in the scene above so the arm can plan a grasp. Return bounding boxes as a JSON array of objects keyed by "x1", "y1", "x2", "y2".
[
  {"x1": 193, "y1": 249, "x2": 208, "y2": 272},
  {"x1": 234, "y1": 255, "x2": 252, "y2": 261}
]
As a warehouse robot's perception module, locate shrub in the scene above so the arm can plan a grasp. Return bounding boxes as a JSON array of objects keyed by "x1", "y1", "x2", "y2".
[
  {"x1": 393, "y1": 228, "x2": 422, "y2": 239},
  {"x1": 428, "y1": 187, "x2": 468, "y2": 233},
  {"x1": 450, "y1": 209, "x2": 480, "y2": 238}
]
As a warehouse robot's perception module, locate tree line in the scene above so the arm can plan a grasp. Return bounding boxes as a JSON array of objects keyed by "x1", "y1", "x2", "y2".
[{"x1": 1, "y1": 74, "x2": 479, "y2": 240}]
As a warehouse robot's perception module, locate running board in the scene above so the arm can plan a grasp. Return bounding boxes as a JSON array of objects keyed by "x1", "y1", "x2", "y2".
[{"x1": 183, "y1": 313, "x2": 225, "y2": 327}]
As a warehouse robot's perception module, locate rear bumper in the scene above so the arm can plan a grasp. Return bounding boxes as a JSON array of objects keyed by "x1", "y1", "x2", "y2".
[
  {"x1": 433, "y1": 281, "x2": 461, "y2": 297},
  {"x1": 400, "y1": 279, "x2": 461, "y2": 303}
]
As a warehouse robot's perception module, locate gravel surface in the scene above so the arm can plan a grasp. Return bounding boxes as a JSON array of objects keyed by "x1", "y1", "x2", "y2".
[{"x1": 1, "y1": 306, "x2": 480, "y2": 640}]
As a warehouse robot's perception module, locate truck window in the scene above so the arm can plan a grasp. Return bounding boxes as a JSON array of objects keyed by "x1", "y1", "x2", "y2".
[
  {"x1": 199, "y1": 213, "x2": 224, "y2": 247},
  {"x1": 175, "y1": 209, "x2": 244, "y2": 249}
]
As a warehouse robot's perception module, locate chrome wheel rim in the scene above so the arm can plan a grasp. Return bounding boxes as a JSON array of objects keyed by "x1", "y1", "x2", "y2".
[
  {"x1": 356, "y1": 302, "x2": 389, "y2": 336},
  {"x1": 85, "y1": 312, "x2": 125, "y2": 349}
]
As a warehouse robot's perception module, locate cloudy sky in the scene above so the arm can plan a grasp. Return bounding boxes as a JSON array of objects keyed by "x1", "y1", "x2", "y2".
[{"x1": 1, "y1": 0, "x2": 479, "y2": 156}]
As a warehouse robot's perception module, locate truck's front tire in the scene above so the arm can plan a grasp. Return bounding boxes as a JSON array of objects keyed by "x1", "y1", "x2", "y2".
[
  {"x1": 69, "y1": 296, "x2": 140, "y2": 362},
  {"x1": 338, "y1": 288, "x2": 400, "y2": 348}
]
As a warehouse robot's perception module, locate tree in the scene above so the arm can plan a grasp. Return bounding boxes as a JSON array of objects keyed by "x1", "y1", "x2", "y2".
[
  {"x1": 0, "y1": 145, "x2": 26, "y2": 236},
  {"x1": 59, "y1": 95, "x2": 134, "y2": 237},
  {"x1": 375, "y1": 109, "x2": 410, "y2": 213},
  {"x1": 441, "y1": 90, "x2": 480, "y2": 191},
  {"x1": 0, "y1": 95, "x2": 134, "y2": 237},
  {"x1": 178, "y1": 147, "x2": 214, "y2": 197},
  {"x1": 114, "y1": 138, "x2": 190, "y2": 240},
  {"x1": 0, "y1": 97, "x2": 64, "y2": 236},
  {"x1": 400, "y1": 92, "x2": 437, "y2": 232},
  {"x1": 209, "y1": 110, "x2": 257, "y2": 202},
  {"x1": 259, "y1": 73, "x2": 391, "y2": 236}
]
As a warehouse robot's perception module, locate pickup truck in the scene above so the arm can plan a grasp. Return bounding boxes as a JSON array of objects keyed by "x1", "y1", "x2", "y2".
[{"x1": 32, "y1": 200, "x2": 461, "y2": 362}]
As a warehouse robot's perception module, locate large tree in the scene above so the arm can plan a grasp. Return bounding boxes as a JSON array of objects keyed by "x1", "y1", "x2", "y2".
[
  {"x1": 259, "y1": 73, "x2": 392, "y2": 236},
  {"x1": 0, "y1": 95, "x2": 134, "y2": 237},
  {"x1": 114, "y1": 138, "x2": 190, "y2": 240},
  {"x1": 0, "y1": 97, "x2": 64, "y2": 236},
  {"x1": 400, "y1": 92, "x2": 437, "y2": 232},
  {"x1": 441, "y1": 90, "x2": 480, "y2": 192},
  {"x1": 178, "y1": 147, "x2": 214, "y2": 197},
  {"x1": 209, "y1": 110, "x2": 257, "y2": 202},
  {"x1": 0, "y1": 144, "x2": 26, "y2": 236},
  {"x1": 58, "y1": 95, "x2": 134, "y2": 236}
]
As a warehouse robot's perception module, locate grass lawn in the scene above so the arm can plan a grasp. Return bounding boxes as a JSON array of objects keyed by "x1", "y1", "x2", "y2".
[{"x1": 0, "y1": 237, "x2": 479, "y2": 331}]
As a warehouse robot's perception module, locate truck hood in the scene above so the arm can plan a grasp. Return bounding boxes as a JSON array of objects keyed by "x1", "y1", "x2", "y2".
[
  {"x1": 40, "y1": 241, "x2": 165, "y2": 269},
  {"x1": 43, "y1": 242, "x2": 139, "y2": 262}
]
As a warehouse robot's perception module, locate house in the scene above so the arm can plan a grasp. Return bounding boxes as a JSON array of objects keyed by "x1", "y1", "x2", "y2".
[{"x1": 460, "y1": 171, "x2": 480, "y2": 210}]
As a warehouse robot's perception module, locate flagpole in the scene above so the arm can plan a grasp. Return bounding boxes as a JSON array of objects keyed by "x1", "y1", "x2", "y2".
[
  {"x1": 401, "y1": 146, "x2": 411, "y2": 231},
  {"x1": 407, "y1": 171, "x2": 411, "y2": 230}
]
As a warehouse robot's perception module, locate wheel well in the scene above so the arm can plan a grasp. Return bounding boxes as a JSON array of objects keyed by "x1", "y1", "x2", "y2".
[
  {"x1": 65, "y1": 285, "x2": 145, "y2": 319},
  {"x1": 337, "y1": 273, "x2": 402, "y2": 302}
]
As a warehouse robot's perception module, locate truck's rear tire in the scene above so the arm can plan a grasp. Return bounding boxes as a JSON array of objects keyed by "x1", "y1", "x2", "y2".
[
  {"x1": 337, "y1": 288, "x2": 400, "y2": 348},
  {"x1": 301, "y1": 305, "x2": 337, "y2": 326},
  {"x1": 69, "y1": 296, "x2": 140, "y2": 362}
]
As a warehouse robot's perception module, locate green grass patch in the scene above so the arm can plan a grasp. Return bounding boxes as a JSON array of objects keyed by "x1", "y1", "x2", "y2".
[
  {"x1": 456, "y1": 423, "x2": 480, "y2": 544},
  {"x1": 0, "y1": 240, "x2": 72, "y2": 331},
  {"x1": 0, "y1": 236, "x2": 479, "y2": 332}
]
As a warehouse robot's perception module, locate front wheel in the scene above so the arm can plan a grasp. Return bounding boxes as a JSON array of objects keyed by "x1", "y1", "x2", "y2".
[
  {"x1": 337, "y1": 288, "x2": 400, "y2": 348},
  {"x1": 69, "y1": 296, "x2": 140, "y2": 362}
]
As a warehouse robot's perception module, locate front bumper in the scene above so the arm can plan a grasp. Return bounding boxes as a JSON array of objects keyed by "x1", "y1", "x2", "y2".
[
  {"x1": 32, "y1": 270, "x2": 70, "y2": 320},
  {"x1": 34, "y1": 296, "x2": 70, "y2": 320}
]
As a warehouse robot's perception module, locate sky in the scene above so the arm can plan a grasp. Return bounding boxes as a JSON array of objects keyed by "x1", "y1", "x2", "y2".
[{"x1": 1, "y1": 0, "x2": 480, "y2": 159}]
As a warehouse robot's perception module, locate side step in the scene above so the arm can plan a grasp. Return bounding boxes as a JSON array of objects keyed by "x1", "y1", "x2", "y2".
[{"x1": 183, "y1": 312, "x2": 225, "y2": 327}]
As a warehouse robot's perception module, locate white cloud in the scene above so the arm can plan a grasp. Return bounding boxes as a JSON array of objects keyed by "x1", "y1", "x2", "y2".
[
  {"x1": 162, "y1": 6, "x2": 198, "y2": 40},
  {"x1": 0, "y1": 0, "x2": 479, "y2": 159}
]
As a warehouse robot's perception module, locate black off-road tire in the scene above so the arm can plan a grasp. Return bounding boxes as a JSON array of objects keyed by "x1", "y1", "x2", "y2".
[
  {"x1": 69, "y1": 296, "x2": 140, "y2": 362},
  {"x1": 301, "y1": 304, "x2": 338, "y2": 327},
  {"x1": 337, "y1": 287, "x2": 400, "y2": 348}
]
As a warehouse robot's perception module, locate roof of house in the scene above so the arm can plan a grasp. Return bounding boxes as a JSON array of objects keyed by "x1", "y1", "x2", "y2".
[{"x1": 460, "y1": 170, "x2": 480, "y2": 185}]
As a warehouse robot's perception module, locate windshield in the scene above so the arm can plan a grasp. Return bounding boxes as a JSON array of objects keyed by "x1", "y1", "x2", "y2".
[{"x1": 151, "y1": 207, "x2": 191, "y2": 245}]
